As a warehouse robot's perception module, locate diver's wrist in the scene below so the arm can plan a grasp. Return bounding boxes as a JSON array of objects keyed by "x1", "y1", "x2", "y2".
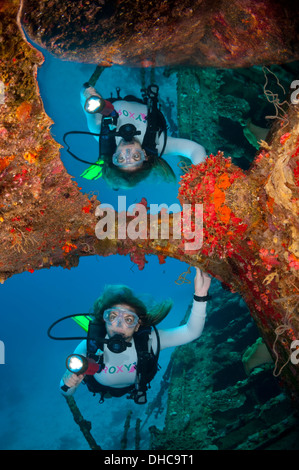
[
  {"x1": 61, "y1": 383, "x2": 70, "y2": 392},
  {"x1": 194, "y1": 293, "x2": 211, "y2": 302}
]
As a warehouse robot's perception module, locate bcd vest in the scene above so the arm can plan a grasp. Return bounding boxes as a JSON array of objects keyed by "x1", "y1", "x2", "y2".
[{"x1": 83, "y1": 321, "x2": 160, "y2": 405}]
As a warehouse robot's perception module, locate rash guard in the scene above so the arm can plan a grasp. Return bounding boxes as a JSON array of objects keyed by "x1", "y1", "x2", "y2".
[{"x1": 60, "y1": 300, "x2": 207, "y2": 396}]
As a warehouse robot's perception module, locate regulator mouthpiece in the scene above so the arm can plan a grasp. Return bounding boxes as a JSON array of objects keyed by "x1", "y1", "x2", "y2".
[{"x1": 106, "y1": 334, "x2": 133, "y2": 354}]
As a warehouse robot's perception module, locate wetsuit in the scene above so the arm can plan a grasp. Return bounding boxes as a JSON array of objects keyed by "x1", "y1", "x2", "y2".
[
  {"x1": 81, "y1": 86, "x2": 206, "y2": 165},
  {"x1": 60, "y1": 299, "x2": 207, "y2": 396}
]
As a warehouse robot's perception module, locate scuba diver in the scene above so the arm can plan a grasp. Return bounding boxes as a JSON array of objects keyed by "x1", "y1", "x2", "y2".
[
  {"x1": 59, "y1": 268, "x2": 211, "y2": 404},
  {"x1": 63, "y1": 67, "x2": 206, "y2": 190}
]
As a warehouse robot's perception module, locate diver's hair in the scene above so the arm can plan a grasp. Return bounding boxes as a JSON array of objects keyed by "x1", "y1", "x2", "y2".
[
  {"x1": 93, "y1": 284, "x2": 173, "y2": 327},
  {"x1": 101, "y1": 151, "x2": 176, "y2": 190}
]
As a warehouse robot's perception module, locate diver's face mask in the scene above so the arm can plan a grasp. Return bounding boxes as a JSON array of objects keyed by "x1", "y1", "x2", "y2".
[
  {"x1": 112, "y1": 147, "x2": 146, "y2": 168},
  {"x1": 103, "y1": 307, "x2": 140, "y2": 329}
]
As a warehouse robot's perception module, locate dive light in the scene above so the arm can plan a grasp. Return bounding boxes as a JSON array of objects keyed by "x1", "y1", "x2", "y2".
[
  {"x1": 66, "y1": 354, "x2": 100, "y2": 376},
  {"x1": 84, "y1": 95, "x2": 115, "y2": 116}
]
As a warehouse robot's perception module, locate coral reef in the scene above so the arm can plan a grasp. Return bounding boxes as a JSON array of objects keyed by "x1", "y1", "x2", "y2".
[
  {"x1": 0, "y1": 0, "x2": 101, "y2": 282},
  {"x1": 175, "y1": 111, "x2": 299, "y2": 403},
  {"x1": 21, "y1": 0, "x2": 299, "y2": 68},
  {"x1": 0, "y1": 1, "x2": 298, "y2": 407}
]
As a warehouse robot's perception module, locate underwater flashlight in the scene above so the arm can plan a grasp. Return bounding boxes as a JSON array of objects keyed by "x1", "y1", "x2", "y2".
[
  {"x1": 66, "y1": 354, "x2": 101, "y2": 376},
  {"x1": 84, "y1": 95, "x2": 115, "y2": 116}
]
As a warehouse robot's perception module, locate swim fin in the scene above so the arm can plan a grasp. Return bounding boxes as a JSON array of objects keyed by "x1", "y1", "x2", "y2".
[
  {"x1": 72, "y1": 315, "x2": 92, "y2": 332},
  {"x1": 80, "y1": 160, "x2": 104, "y2": 180}
]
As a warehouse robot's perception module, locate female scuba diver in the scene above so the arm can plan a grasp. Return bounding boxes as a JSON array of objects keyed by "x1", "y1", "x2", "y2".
[
  {"x1": 74, "y1": 80, "x2": 206, "y2": 190},
  {"x1": 60, "y1": 268, "x2": 211, "y2": 404}
]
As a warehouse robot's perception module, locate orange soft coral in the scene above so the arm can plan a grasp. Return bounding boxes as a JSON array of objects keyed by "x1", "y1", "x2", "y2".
[{"x1": 178, "y1": 152, "x2": 247, "y2": 257}]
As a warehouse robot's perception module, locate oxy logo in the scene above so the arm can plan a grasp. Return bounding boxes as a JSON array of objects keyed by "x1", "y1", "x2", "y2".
[
  {"x1": 95, "y1": 196, "x2": 203, "y2": 251},
  {"x1": 115, "y1": 107, "x2": 147, "y2": 123},
  {"x1": 0, "y1": 340, "x2": 4, "y2": 365},
  {"x1": 290, "y1": 340, "x2": 299, "y2": 365},
  {"x1": 290, "y1": 80, "x2": 299, "y2": 105}
]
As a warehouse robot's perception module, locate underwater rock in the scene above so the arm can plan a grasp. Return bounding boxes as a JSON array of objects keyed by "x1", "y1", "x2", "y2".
[
  {"x1": 244, "y1": 119, "x2": 269, "y2": 150},
  {"x1": 21, "y1": 0, "x2": 299, "y2": 67},
  {"x1": 242, "y1": 337, "x2": 274, "y2": 375}
]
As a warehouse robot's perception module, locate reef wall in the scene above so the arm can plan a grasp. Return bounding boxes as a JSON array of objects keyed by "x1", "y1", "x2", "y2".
[
  {"x1": 21, "y1": 0, "x2": 299, "y2": 67},
  {"x1": 0, "y1": 1, "x2": 298, "y2": 406},
  {"x1": 0, "y1": 0, "x2": 100, "y2": 281}
]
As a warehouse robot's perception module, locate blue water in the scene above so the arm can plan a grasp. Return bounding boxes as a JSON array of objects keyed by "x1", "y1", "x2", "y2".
[{"x1": 0, "y1": 44, "x2": 206, "y2": 450}]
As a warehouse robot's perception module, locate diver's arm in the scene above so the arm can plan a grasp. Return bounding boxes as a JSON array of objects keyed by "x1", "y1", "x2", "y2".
[
  {"x1": 59, "y1": 340, "x2": 87, "y2": 396},
  {"x1": 157, "y1": 300, "x2": 206, "y2": 350},
  {"x1": 153, "y1": 269, "x2": 211, "y2": 351},
  {"x1": 162, "y1": 136, "x2": 206, "y2": 165}
]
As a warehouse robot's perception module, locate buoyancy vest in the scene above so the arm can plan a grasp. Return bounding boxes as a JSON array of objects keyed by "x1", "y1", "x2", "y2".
[{"x1": 83, "y1": 321, "x2": 160, "y2": 405}]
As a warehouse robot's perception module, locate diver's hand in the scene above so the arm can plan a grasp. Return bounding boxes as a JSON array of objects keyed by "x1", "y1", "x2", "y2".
[
  {"x1": 194, "y1": 268, "x2": 211, "y2": 296},
  {"x1": 63, "y1": 371, "x2": 85, "y2": 388}
]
